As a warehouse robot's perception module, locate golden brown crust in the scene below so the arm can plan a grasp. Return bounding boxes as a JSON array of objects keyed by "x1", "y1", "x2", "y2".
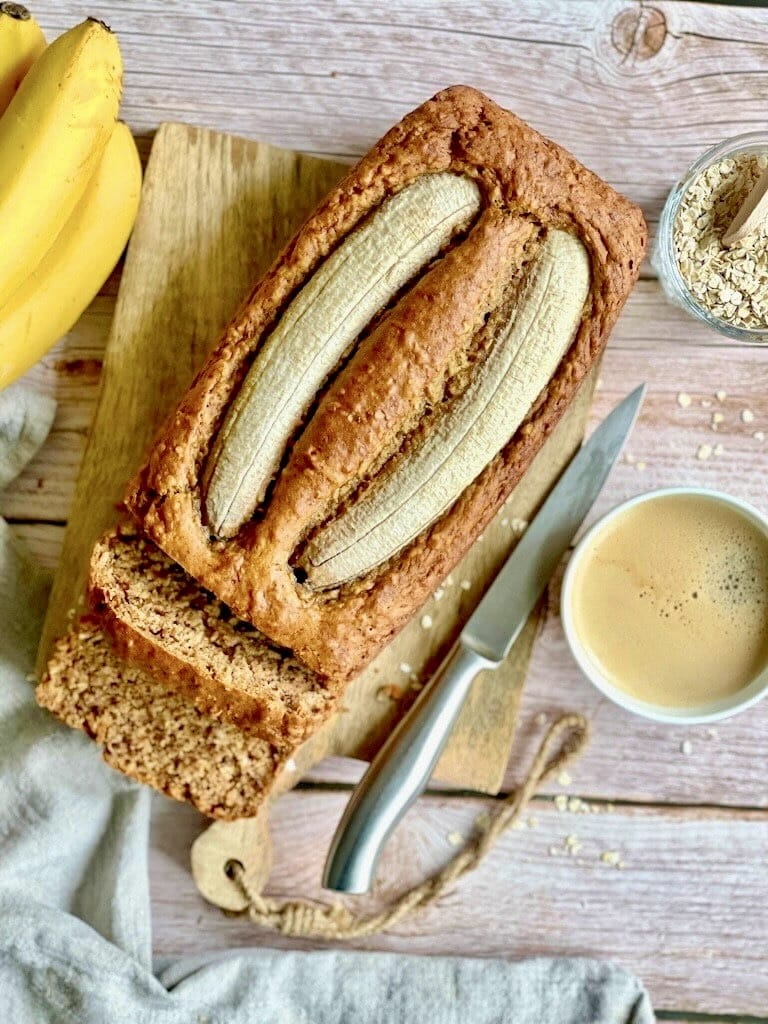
[{"x1": 126, "y1": 85, "x2": 646, "y2": 683}]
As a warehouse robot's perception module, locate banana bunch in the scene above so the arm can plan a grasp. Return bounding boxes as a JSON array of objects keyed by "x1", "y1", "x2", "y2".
[{"x1": 0, "y1": 7, "x2": 142, "y2": 390}]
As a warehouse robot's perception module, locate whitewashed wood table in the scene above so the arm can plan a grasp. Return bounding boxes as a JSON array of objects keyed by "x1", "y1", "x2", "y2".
[{"x1": 8, "y1": 2, "x2": 768, "y2": 1019}]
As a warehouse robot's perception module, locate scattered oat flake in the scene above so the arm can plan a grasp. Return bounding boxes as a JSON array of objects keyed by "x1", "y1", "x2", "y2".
[
  {"x1": 713, "y1": 443, "x2": 724, "y2": 456},
  {"x1": 376, "y1": 684, "x2": 404, "y2": 703},
  {"x1": 601, "y1": 850, "x2": 621, "y2": 867},
  {"x1": 420, "y1": 614, "x2": 433, "y2": 630},
  {"x1": 716, "y1": 390, "x2": 727, "y2": 403},
  {"x1": 527, "y1": 816, "x2": 538, "y2": 829},
  {"x1": 500, "y1": 517, "x2": 509, "y2": 527},
  {"x1": 460, "y1": 580, "x2": 472, "y2": 591},
  {"x1": 681, "y1": 739, "x2": 693, "y2": 755},
  {"x1": 741, "y1": 408, "x2": 755, "y2": 423},
  {"x1": 754, "y1": 430, "x2": 765, "y2": 441},
  {"x1": 399, "y1": 662, "x2": 412, "y2": 675},
  {"x1": 510, "y1": 517, "x2": 529, "y2": 533},
  {"x1": 697, "y1": 443, "x2": 713, "y2": 461},
  {"x1": 534, "y1": 711, "x2": 547, "y2": 727},
  {"x1": 557, "y1": 770, "x2": 572, "y2": 787},
  {"x1": 711, "y1": 411, "x2": 724, "y2": 426},
  {"x1": 555, "y1": 794, "x2": 568, "y2": 812},
  {"x1": 285, "y1": 758, "x2": 297, "y2": 772},
  {"x1": 636, "y1": 460, "x2": 646, "y2": 471},
  {"x1": 433, "y1": 587, "x2": 445, "y2": 602},
  {"x1": 624, "y1": 452, "x2": 635, "y2": 464},
  {"x1": 701, "y1": 399, "x2": 712, "y2": 408},
  {"x1": 549, "y1": 846, "x2": 560, "y2": 856},
  {"x1": 677, "y1": 392, "x2": 692, "y2": 408},
  {"x1": 705, "y1": 727, "x2": 719, "y2": 740},
  {"x1": 596, "y1": 377, "x2": 604, "y2": 390},
  {"x1": 445, "y1": 574, "x2": 455, "y2": 587},
  {"x1": 447, "y1": 831, "x2": 463, "y2": 847},
  {"x1": 565, "y1": 834, "x2": 581, "y2": 854}
]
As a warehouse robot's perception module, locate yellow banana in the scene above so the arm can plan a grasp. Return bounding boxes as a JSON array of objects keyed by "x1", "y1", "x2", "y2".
[
  {"x1": 0, "y1": 18, "x2": 121, "y2": 309},
  {"x1": 0, "y1": 122, "x2": 141, "y2": 390},
  {"x1": 0, "y1": 3, "x2": 45, "y2": 115}
]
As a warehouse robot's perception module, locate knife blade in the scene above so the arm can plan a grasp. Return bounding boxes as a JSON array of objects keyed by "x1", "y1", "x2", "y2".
[
  {"x1": 463, "y1": 383, "x2": 646, "y2": 663},
  {"x1": 323, "y1": 384, "x2": 646, "y2": 894}
]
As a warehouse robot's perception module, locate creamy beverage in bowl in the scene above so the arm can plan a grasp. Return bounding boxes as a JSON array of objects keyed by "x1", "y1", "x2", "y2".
[{"x1": 561, "y1": 488, "x2": 768, "y2": 722}]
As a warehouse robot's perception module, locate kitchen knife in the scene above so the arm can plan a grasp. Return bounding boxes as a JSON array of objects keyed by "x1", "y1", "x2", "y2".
[{"x1": 323, "y1": 384, "x2": 645, "y2": 893}]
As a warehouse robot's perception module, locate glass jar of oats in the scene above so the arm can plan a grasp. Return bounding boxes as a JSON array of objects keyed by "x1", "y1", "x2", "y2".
[{"x1": 653, "y1": 132, "x2": 768, "y2": 343}]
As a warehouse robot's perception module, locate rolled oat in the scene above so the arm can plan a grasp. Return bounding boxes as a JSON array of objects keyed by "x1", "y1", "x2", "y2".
[{"x1": 674, "y1": 152, "x2": 768, "y2": 329}]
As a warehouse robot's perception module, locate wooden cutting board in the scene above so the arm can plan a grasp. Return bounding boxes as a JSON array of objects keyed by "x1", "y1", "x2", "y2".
[{"x1": 37, "y1": 123, "x2": 597, "y2": 910}]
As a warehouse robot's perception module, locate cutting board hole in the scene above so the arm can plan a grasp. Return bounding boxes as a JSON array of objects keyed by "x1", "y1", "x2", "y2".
[{"x1": 225, "y1": 858, "x2": 244, "y2": 880}]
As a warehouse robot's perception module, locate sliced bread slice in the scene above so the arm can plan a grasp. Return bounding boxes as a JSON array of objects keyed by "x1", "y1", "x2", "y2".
[
  {"x1": 37, "y1": 619, "x2": 291, "y2": 820},
  {"x1": 88, "y1": 526, "x2": 337, "y2": 742}
]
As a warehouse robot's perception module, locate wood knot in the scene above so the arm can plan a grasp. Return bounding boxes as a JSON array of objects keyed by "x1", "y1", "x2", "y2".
[
  {"x1": 53, "y1": 357, "x2": 103, "y2": 379},
  {"x1": 611, "y1": 5, "x2": 667, "y2": 63}
]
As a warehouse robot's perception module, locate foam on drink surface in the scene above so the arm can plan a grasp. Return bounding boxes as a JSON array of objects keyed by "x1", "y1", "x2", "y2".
[{"x1": 570, "y1": 494, "x2": 768, "y2": 707}]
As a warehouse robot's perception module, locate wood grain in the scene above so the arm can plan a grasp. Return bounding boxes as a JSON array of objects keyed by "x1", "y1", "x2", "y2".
[
  {"x1": 10, "y1": 523, "x2": 63, "y2": 570},
  {"x1": 13, "y1": 1, "x2": 768, "y2": 1015},
  {"x1": 151, "y1": 787, "x2": 768, "y2": 1016},
  {"x1": 28, "y1": 1, "x2": 768, "y2": 237}
]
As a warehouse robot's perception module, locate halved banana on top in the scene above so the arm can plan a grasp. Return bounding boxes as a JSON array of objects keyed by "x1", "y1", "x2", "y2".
[
  {"x1": 302, "y1": 230, "x2": 590, "y2": 588},
  {"x1": 203, "y1": 172, "x2": 481, "y2": 538}
]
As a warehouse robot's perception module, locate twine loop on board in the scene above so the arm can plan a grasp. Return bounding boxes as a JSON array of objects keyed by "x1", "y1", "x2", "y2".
[{"x1": 230, "y1": 712, "x2": 589, "y2": 940}]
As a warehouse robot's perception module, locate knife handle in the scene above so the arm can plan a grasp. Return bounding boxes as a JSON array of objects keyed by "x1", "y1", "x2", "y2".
[{"x1": 322, "y1": 642, "x2": 492, "y2": 894}]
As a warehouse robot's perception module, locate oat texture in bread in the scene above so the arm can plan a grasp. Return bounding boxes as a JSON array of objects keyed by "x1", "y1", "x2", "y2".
[
  {"x1": 89, "y1": 524, "x2": 336, "y2": 741},
  {"x1": 126, "y1": 84, "x2": 647, "y2": 684},
  {"x1": 36, "y1": 621, "x2": 293, "y2": 820}
]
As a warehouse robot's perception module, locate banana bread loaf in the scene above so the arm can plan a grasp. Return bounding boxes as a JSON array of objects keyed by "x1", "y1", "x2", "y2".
[
  {"x1": 39, "y1": 85, "x2": 646, "y2": 819},
  {"x1": 125, "y1": 85, "x2": 645, "y2": 685}
]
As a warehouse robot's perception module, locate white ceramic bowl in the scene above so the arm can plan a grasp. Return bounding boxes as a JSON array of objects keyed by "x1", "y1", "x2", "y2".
[{"x1": 560, "y1": 487, "x2": 768, "y2": 724}]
